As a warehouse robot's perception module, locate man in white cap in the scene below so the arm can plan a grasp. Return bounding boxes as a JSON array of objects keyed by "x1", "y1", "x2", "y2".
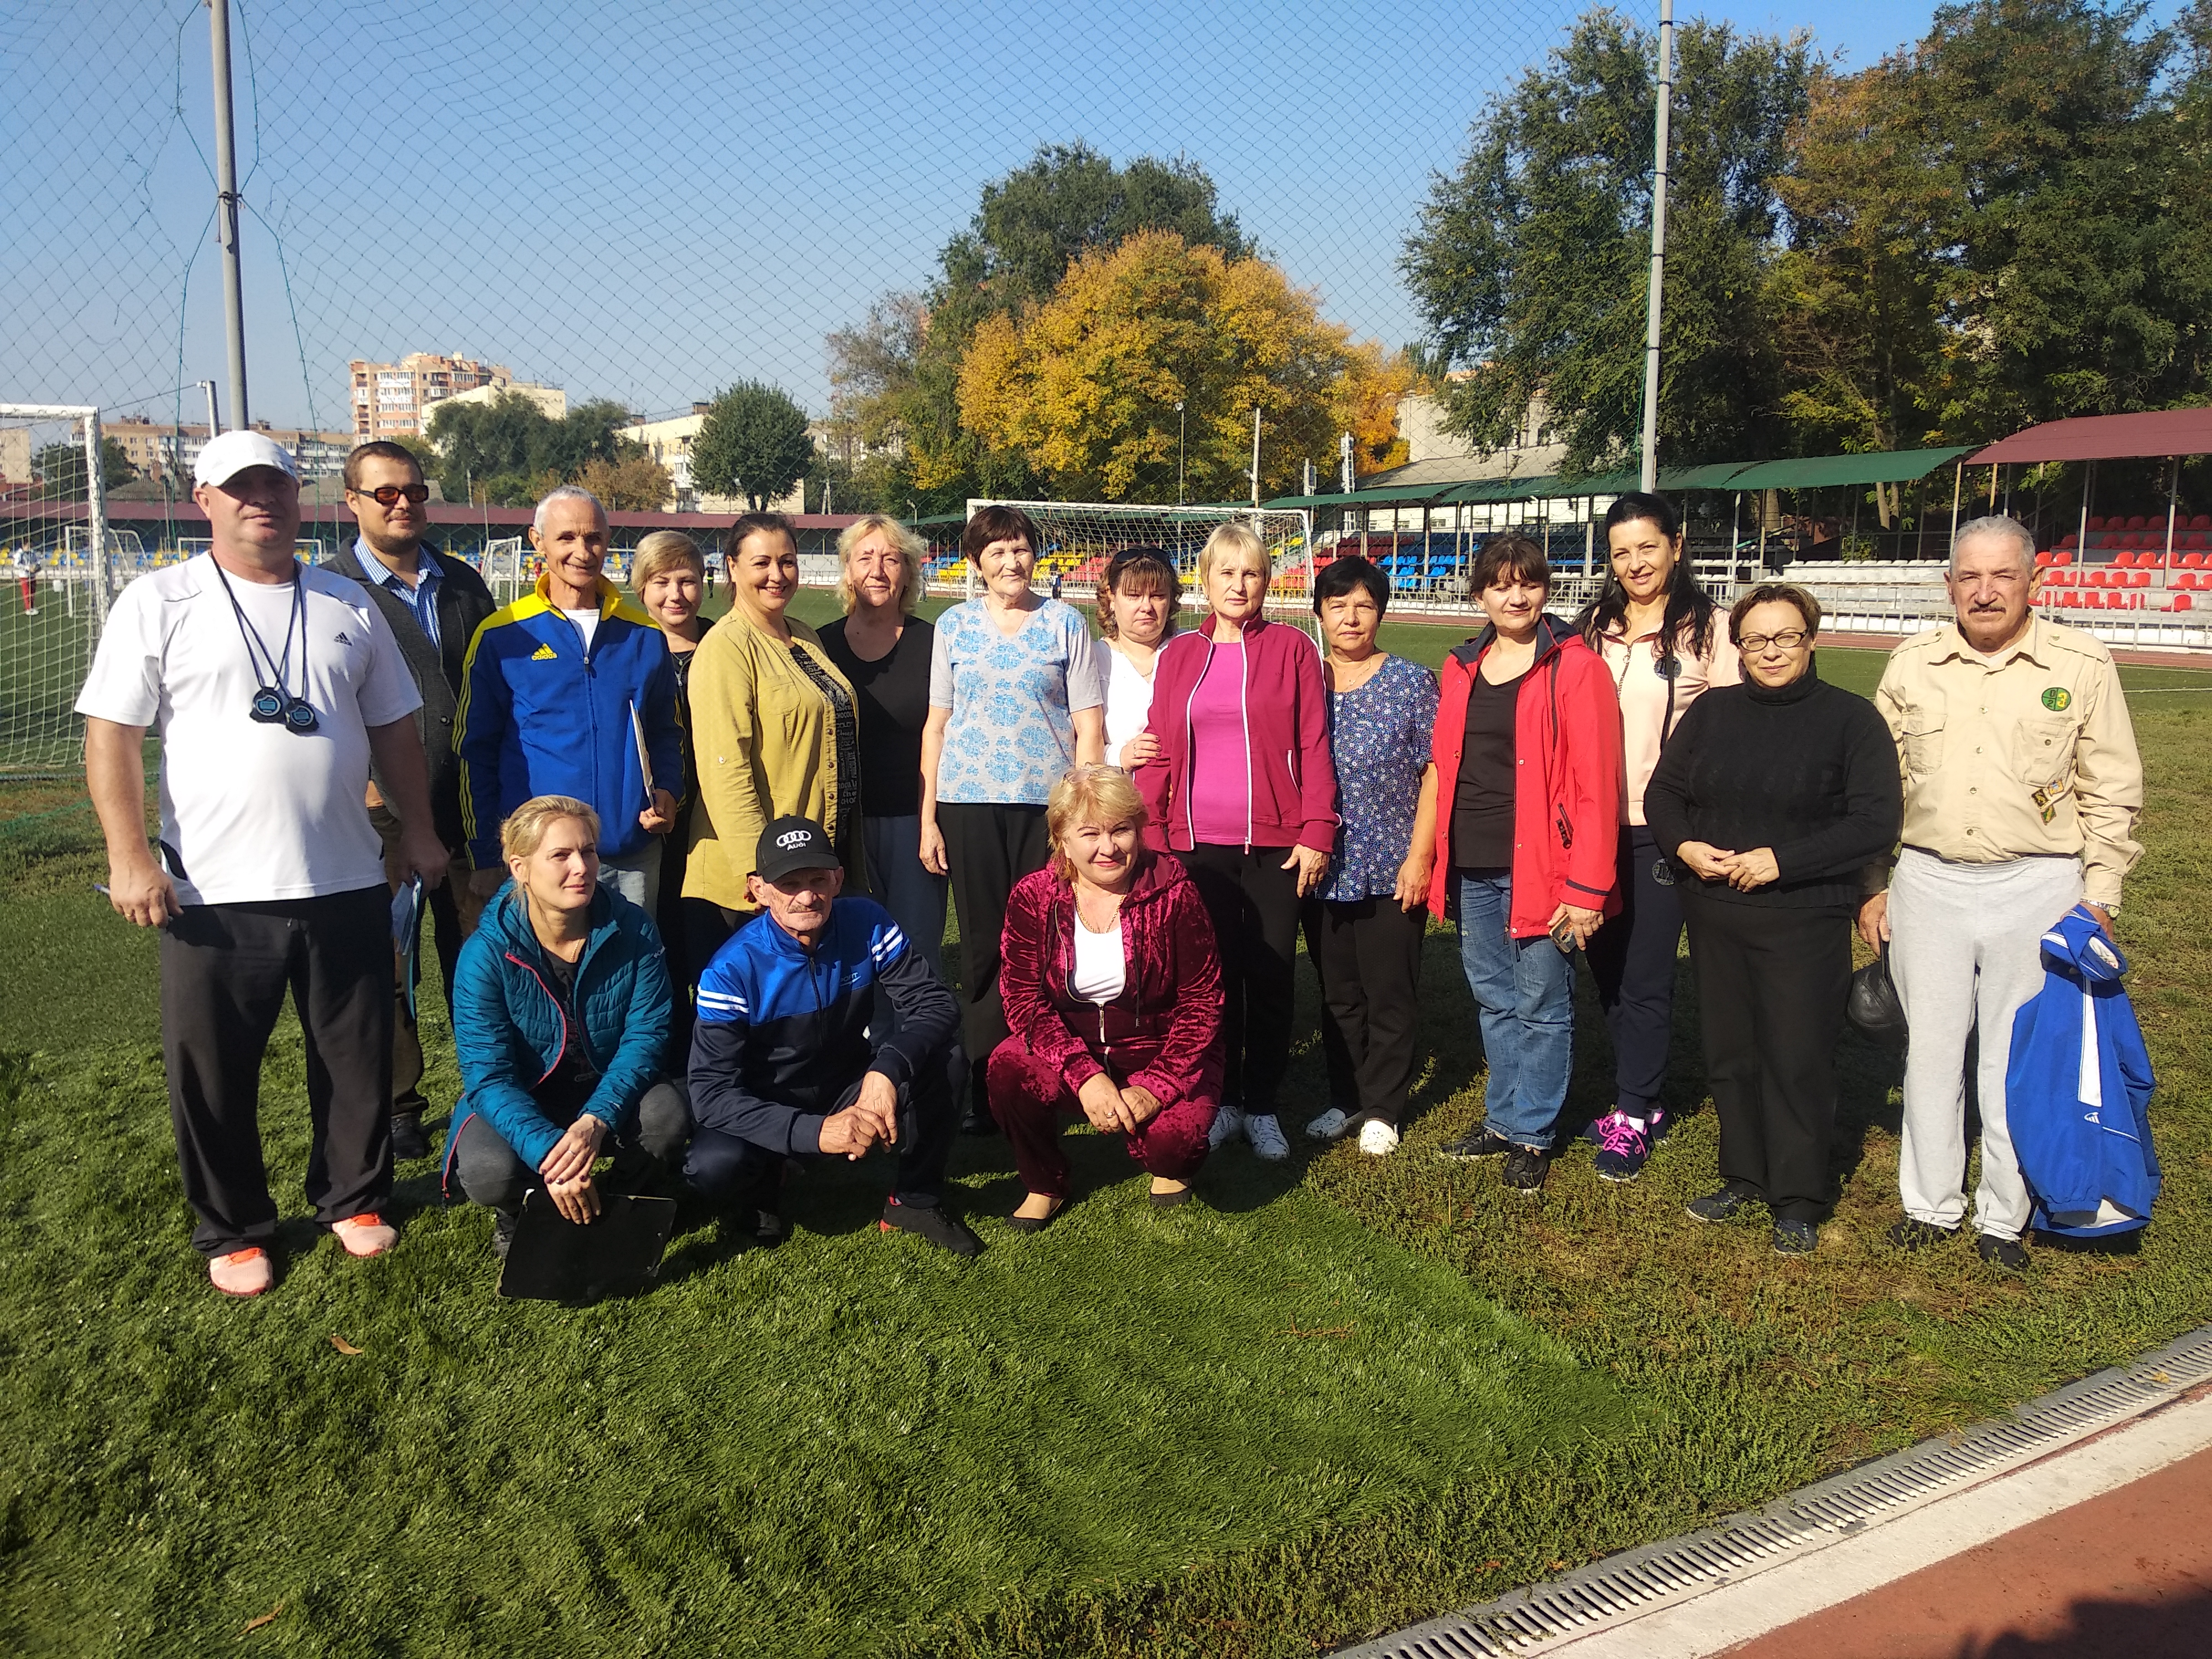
[{"x1": 77, "y1": 429, "x2": 450, "y2": 1297}]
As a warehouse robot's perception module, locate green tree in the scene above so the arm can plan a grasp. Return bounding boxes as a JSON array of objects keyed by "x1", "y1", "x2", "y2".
[
  {"x1": 690, "y1": 382, "x2": 816, "y2": 511},
  {"x1": 33, "y1": 437, "x2": 135, "y2": 499},
  {"x1": 828, "y1": 143, "x2": 1254, "y2": 510},
  {"x1": 1402, "y1": 12, "x2": 1812, "y2": 474},
  {"x1": 425, "y1": 393, "x2": 637, "y2": 505}
]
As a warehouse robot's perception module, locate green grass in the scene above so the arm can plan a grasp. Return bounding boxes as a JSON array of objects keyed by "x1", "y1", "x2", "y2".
[{"x1": 3, "y1": 627, "x2": 2211, "y2": 1656}]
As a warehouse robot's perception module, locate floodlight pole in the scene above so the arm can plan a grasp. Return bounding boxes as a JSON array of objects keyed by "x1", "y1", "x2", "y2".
[
  {"x1": 208, "y1": 0, "x2": 250, "y2": 430},
  {"x1": 1637, "y1": 0, "x2": 1676, "y2": 494},
  {"x1": 1250, "y1": 406, "x2": 1262, "y2": 508},
  {"x1": 1176, "y1": 400, "x2": 1187, "y2": 504}
]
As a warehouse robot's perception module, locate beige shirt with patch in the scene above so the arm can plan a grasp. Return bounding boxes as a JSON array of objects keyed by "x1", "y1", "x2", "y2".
[{"x1": 1871, "y1": 618, "x2": 2143, "y2": 906}]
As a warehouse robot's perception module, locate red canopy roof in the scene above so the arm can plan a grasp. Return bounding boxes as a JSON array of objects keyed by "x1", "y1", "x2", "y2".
[{"x1": 1966, "y1": 407, "x2": 2212, "y2": 465}]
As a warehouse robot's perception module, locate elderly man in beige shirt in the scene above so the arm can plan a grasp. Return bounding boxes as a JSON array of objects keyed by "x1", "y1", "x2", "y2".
[{"x1": 1859, "y1": 515, "x2": 2143, "y2": 1270}]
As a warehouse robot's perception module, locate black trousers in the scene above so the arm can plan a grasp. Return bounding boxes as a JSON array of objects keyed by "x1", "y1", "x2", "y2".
[
  {"x1": 158, "y1": 888, "x2": 394, "y2": 1256},
  {"x1": 1177, "y1": 842, "x2": 1303, "y2": 1115},
  {"x1": 1585, "y1": 825, "x2": 1685, "y2": 1118},
  {"x1": 451, "y1": 1079, "x2": 692, "y2": 1215},
  {"x1": 1305, "y1": 895, "x2": 1426, "y2": 1128},
  {"x1": 685, "y1": 1048, "x2": 961, "y2": 1209},
  {"x1": 1679, "y1": 888, "x2": 1853, "y2": 1223},
  {"x1": 938, "y1": 802, "x2": 1052, "y2": 1110}
]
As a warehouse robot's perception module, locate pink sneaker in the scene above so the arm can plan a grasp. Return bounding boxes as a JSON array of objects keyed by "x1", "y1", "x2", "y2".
[
  {"x1": 209, "y1": 1247, "x2": 273, "y2": 1297},
  {"x1": 330, "y1": 1212, "x2": 398, "y2": 1258}
]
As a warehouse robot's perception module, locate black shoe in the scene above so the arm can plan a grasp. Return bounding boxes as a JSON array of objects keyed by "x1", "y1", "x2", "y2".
[
  {"x1": 390, "y1": 1109, "x2": 431, "y2": 1162},
  {"x1": 1975, "y1": 1232, "x2": 2028, "y2": 1271},
  {"x1": 752, "y1": 1208, "x2": 788, "y2": 1247},
  {"x1": 1685, "y1": 1185, "x2": 1754, "y2": 1223},
  {"x1": 958, "y1": 1102, "x2": 997, "y2": 1136},
  {"x1": 880, "y1": 1198, "x2": 984, "y2": 1256},
  {"x1": 1439, "y1": 1127, "x2": 1515, "y2": 1161},
  {"x1": 1501, "y1": 1145, "x2": 1551, "y2": 1193},
  {"x1": 1772, "y1": 1218, "x2": 1819, "y2": 1255},
  {"x1": 1887, "y1": 1217, "x2": 1959, "y2": 1252},
  {"x1": 491, "y1": 1209, "x2": 518, "y2": 1259}
]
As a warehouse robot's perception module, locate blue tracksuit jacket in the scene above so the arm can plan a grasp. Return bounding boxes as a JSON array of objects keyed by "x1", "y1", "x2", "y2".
[
  {"x1": 2006, "y1": 905, "x2": 2160, "y2": 1237},
  {"x1": 454, "y1": 573, "x2": 683, "y2": 864}
]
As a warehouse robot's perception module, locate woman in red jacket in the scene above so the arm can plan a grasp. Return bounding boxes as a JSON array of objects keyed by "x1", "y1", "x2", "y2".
[
  {"x1": 1133, "y1": 521, "x2": 1337, "y2": 1163},
  {"x1": 1428, "y1": 535, "x2": 1623, "y2": 1193},
  {"x1": 991, "y1": 764, "x2": 1224, "y2": 1228}
]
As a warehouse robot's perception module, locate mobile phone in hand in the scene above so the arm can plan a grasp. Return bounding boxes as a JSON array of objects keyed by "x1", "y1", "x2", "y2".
[{"x1": 1550, "y1": 916, "x2": 1578, "y2": 953}]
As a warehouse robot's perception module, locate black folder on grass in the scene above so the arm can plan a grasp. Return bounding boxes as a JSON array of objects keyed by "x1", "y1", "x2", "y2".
[{"x1": 496, "y1": 1188, "x2": 676, "y2": 1303}]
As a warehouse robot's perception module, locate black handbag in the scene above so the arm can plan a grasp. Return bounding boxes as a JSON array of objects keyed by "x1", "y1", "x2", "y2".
[{"x1": 1848, "y1": 942, "x2": 1908, "y2": 1052}]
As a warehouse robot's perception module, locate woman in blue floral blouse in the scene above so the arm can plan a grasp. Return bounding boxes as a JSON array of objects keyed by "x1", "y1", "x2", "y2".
[{"x1": 1302, "y1": 555, "x2": 1439, "y2": 1156}]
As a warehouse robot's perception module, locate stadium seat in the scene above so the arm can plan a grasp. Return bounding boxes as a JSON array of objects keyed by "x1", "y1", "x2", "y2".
[
  {"x1": 2193, "y1": 514, "x2": 2211, "y2": 531},
  {"x1": 2086, "y1": 515, "x2": 2107, "y2": 531},
  {"x1": 2134, "y1": 571, "x2": 2153, "y2": 587},
  {"x1": 2058, "y1": 531, "x2": 2079, "y2": 548},
  {"x1": 2126, "y1": 514, "x2": 2148, "y2": 530},
  {"x1": 2035, "y1": 550, "x2": 2054, "y2": 568},
  {"x1": 2175, "y1": 593, "x2": 2194, "y2": 611},
  {"x1": 2054, "y1": 549, "x2": 2073, "y2": 565},
  {"x1": 2187, "y1": 552, "x2": 2207, "y2": 569}
]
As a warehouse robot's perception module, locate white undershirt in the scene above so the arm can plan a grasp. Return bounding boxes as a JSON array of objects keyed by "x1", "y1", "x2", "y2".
[
  {"x1": 1069, "y1": 916, "x2": 1126, "y2": 1003},
  {"x1": 562, "y1": 606, "x2": 600, "y2": 652}
]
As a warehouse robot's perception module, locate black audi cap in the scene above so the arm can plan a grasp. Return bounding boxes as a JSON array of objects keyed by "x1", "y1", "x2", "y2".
[{"x1": 755, "y1": 815, "x2": 836, "y2": 884}]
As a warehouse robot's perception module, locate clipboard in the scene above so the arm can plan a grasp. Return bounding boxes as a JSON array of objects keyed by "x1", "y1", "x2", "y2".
[
  {"x1": 629, "y1": 700, "x2": 656, "y2": 811},
  {"x1": 390, "y1": 874, "x2": 424, "y2": 1021},
  {"x1": 496, "y1": 1187, "x2": 677, "y2": 1304}
]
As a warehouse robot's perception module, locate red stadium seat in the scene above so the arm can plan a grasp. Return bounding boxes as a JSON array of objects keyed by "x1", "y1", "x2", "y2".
[
  {"x1": 2126, "y1": 514, "x2": 2148, "y2": 530},
  {"x1": 2176, "y1": 593, "x2": 2194, "y2": 611},
  {"x1": 2054, "y1": 550, "x2": 2073, "y2": 565},
  {"x1": 2186, "y1": 552, "x2": 2207, "y2": 569},
  {"x1": 2193, "y1": 514, "x2": 2211, "y2": 531},
  {"x1": 2136, "y1": 571, "x2": 2154, "y2": 587},
  {"x1": 2087, "y1": 515, "x2": 2107, "y2": 531},
  {"x1": 2058, "y1": 531, "x2": 2079, "y2": 548}
]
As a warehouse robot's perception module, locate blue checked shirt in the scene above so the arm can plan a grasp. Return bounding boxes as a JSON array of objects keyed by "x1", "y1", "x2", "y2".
[{"x1": 355, "y1": 536, "x2": 443, "y2": 651}]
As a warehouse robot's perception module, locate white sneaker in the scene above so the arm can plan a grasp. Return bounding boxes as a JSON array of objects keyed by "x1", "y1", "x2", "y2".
[
  {"x1": 1208, "y1": 1104, "x2": 1246, "y2": 1150},
  {"x1": 1357, "y1": 1119, "x2": 1401, "y2": 1156},
  {"x1": 1246, "y1": 1113, "x2": 1291, "y2": 1161},
  {"x1": 1305, "y1": 1107, "x2": 1351, "y2": 1141}
]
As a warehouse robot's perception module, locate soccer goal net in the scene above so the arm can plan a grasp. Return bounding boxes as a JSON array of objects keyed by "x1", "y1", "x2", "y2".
[
  {"x1": 951, "y1": 499, "x2": 1315, "y2": 617},
  {"x1": 1, "y1": 404, "x2": 129, "y2": 778}
]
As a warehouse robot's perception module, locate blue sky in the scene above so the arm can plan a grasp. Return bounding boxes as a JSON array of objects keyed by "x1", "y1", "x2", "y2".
[{"x1": 0, "y1": 1, "x2": 2186, "y2": 434}]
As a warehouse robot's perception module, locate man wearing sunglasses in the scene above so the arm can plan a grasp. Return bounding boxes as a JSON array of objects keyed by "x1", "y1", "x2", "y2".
[
  {"x1": 77, "y1": 429, "x2": 448, "y2": 1297},
  {"x1": 331, "y1": 442, "x2": 497, "y2": 1161}
]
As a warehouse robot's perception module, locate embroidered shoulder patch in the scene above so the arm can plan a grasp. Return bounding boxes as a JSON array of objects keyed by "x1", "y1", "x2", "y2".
[
  {"x1": 531, "y1": 643, "x2": 558, "y2": 661},
  {"x1": 2042, "y1": 686, "x2": 2071, "y2": 711}
]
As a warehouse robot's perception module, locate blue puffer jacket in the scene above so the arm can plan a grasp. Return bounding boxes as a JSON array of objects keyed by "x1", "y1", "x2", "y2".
[
  {"x1": 2006, "y1": 905, "x2": 2160, "y2": 1238},
  {"x1": 442, "y1": 878, "x2": 674, "y2": 1178}
]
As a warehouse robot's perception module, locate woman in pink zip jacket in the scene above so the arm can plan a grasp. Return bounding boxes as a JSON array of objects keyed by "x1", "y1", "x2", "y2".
[
  {"x1": 1428, "y1": 535, "x2": 1623, "y2": 1194},
  {"x1": 1133, "y1": 521, "x2": 1337, "y2": 1162},
  {"x1": 991, "y1": 765, "x2": 1223, "y2": 1227}
]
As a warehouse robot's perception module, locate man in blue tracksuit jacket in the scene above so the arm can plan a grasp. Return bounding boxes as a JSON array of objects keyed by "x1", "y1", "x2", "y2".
[
  {"x1": 687, "y1": 816, "x2": 982, "y2": 1256},
  {"x1": 456, "y1": 485, "x2": 683, "y2": 914}
]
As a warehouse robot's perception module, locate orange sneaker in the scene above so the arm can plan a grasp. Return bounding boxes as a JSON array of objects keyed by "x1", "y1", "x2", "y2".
[
  {"x1": 209, "y1": 1247, "x2": 273, "y2": 1297},
  {"x1": 330, "y1": 1212, "x2": 397, "y2": 1259}
]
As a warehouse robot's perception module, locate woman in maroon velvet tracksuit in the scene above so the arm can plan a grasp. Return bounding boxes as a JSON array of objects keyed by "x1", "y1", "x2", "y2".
[{"x1": 989, "y1": 765, "x2": 1224, "y2": 1229}]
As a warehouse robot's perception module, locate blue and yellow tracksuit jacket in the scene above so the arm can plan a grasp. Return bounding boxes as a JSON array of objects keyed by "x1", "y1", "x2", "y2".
[{"x1": 455, "y1": 573, "x2": 685, "y2": 865}]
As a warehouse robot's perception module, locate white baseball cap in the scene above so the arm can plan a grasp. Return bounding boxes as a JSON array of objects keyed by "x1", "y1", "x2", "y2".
[{"x1": 194, "y1": 428, "x2": 299, "y2": 487}]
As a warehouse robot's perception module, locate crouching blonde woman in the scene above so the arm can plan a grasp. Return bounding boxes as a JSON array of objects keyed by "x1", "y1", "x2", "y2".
[{"x1": 990, "y1": 765, "x2": 1224, "y2": 1229}]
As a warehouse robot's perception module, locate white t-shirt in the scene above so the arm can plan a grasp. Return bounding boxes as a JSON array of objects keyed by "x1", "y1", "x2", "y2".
[
  {"x1": 1069, "y1": 916, "x2": 1126, "y2": 1003},
  {"x1": 1094, "y1": 637, "x2": 1157, "y2": 770},
  {"x1": 76, "y1": 555, "x2": 422, "y2": 905},
  {"x1": 562, "y1": 607, "x2": 601, "y2": 653}
]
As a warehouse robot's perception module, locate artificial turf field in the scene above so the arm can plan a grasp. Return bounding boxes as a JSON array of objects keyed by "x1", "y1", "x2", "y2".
[{"x1": 2, "y1": 588, "x2": 2210, "y2": 1656}]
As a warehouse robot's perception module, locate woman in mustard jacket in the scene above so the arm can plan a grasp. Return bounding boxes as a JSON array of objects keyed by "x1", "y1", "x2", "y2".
[{"x1": 684, "y1": 512, "x2": 863, "y2": 969}]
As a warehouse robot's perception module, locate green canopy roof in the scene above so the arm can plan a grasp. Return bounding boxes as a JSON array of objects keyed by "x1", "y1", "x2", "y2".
[{"x1": 1717, "y1": 447, "x2": 1973, "y2": 490}]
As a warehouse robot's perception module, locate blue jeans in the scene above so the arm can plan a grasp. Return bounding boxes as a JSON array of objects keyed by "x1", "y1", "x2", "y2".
[{"x1": 1455, "y1": 870, "x2": 1575, "y2": 1150}]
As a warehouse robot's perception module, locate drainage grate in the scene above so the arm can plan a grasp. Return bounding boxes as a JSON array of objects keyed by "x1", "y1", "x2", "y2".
[{"x1": 1335, "y1": 1322, "x2": 2212, "y2": 1658}]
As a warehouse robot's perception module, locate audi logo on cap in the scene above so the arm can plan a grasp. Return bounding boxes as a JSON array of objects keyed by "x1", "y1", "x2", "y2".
[{"x1": 776, "y1": 828, "x2": 812, "y2": 849}]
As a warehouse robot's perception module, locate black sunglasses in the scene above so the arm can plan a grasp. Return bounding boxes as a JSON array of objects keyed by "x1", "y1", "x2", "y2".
[{"x1": 352, "y1": 483, "x2": 430, "y2": 506}]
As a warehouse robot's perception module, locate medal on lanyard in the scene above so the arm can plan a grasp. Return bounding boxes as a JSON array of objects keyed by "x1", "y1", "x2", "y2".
[{"x1": 213, "y1": 558, "x2": 320, "y2": 734}]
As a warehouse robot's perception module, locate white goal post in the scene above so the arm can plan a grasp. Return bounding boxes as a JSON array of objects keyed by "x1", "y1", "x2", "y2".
[{"x1": 1, "y1": 404, "x2": 119, "y2": 776}]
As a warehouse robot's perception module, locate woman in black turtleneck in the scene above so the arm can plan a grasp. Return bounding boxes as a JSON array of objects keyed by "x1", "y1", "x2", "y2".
[{"x1": 1645, "y1": 583, "x2": 1901, "y2": 1256}]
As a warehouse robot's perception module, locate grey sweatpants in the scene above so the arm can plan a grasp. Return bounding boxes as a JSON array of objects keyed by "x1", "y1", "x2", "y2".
[{"x1": 1889, "y1": 848, "x2": 2081, "y2": 1241}]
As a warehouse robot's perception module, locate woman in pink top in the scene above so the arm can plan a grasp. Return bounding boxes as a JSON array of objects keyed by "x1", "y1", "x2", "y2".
[
  {"x1": 1575, "y1": 492, "x2": 1739, "y2": 1183},
  {"x1": 1134, "y1": 521, "x2": 1336, "y2": 1163}
]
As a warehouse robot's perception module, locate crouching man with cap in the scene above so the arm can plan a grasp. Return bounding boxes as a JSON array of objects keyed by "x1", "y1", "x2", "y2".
[
  {"x1": 444, "y1": 795, "x2": 691, "y2": 1257},
  {"x1": 687, "y1": 816, "x2": 980, "y2": 1255}
]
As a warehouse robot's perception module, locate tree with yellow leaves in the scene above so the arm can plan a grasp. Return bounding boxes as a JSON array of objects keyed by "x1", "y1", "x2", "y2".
[{"x1": 958, "y1": 229, "x2": 1407, "y2": 503}]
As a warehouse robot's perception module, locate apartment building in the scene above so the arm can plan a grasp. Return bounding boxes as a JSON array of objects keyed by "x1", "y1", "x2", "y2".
[
  {"x1": 348, "y1": 352, "x2": 510, "y2": 440},
  {"x1": 104, "y1": 415, "x2": 356, "y2": 481}
]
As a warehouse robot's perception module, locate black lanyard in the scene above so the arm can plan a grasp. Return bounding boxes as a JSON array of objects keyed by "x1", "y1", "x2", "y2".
[{"x1": 212, "y1": 557, "x2": 319, "y2": 733}]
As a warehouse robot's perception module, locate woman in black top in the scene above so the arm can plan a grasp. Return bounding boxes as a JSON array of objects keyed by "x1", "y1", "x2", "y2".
[
  {"x1": 818, "y1": 514, "x2": 948, "y2": 978},
  {"x1": 1645, "y1": 583, "x2": 1902, "y2": 1255},
  {"x1": 633, "y1": 531, "x2": 707, "y2": 1050}
]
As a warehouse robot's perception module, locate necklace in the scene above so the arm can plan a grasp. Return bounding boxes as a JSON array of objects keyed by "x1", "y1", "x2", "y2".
[
  {"x1": 211, "y1": 557, "x2": 318, "y2": 733},
  {"x1": 1073, "y1": 883, "x2": 1125, "y2": 932}
]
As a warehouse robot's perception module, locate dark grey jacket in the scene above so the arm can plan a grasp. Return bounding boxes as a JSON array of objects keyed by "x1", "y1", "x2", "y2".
[{"x1": 325, "y1": 537, "x2": 496, "y2": 849}]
